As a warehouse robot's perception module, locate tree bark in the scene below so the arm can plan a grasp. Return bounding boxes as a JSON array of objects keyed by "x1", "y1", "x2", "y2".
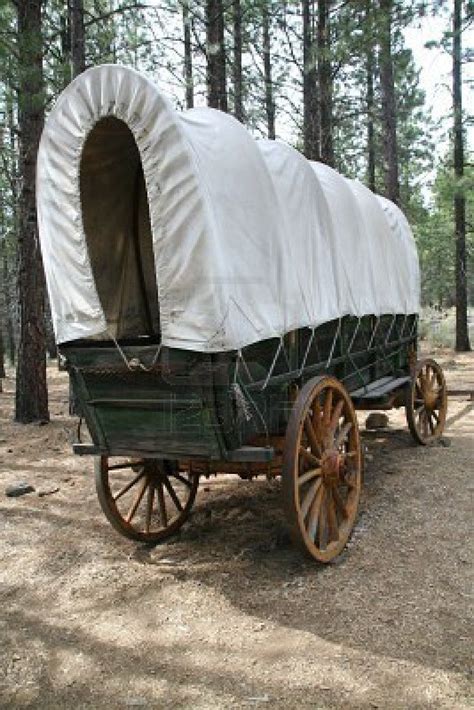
[
  {"x1": 15, "y1": 0, "x2": 49, "y2": 423},
  {"x1": 2, "y1": 96, "x2": 17, "y2": 365},
  {"x1": 365, "y1": 0, "x2": 376, "y2": 192},
  {"x1": 44, "y1": 294, "x2": 57, "y2": 359},
  {"x1": 206, "y1": 0, "x2": 227, "y2": 111},
  {"x1": 453, "y1": 0, "x2": 470, "y2": 351},
  {"x1": 1, "y1": 232, "x2": 16, "y2": 366},
  {"x1": 232, "y1": 0, "x2": 244, "y2": 122},
  {"x1": 68, "y1": 0, "x2": 86, "y2": 77},
  {"x1": 183, "y1": 0, "x2": 194, "y2": 108},
  {"x1": 302, "y1": 0, "x2": 319, "y2": 160},
  {"x1": 0, "y1": 327, "x2": 5, "y2": 391},
  {"x1": 317, "y1": 0, "x2": 334, "y2": 166},
  {"x1": 379, "y1": 0, "x2": 400, "y2": 204},
  {"x1": 262, "y1": 1, "x2": 275, "y2": 139}
]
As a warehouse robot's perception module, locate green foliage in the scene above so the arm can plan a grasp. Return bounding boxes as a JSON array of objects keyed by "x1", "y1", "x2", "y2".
[{"x1": 416, "y1": 156, "x2": 473, "y2": 307}]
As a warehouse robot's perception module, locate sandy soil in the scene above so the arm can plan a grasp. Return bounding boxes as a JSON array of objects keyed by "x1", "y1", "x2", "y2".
[{"x1": 0, "y1": 349, "x2": 473, "y2": 709}]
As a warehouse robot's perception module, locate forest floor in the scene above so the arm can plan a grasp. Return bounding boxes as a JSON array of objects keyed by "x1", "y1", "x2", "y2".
[{"x1": 0, "y1": 347, "x2": 473, "y2": 709}]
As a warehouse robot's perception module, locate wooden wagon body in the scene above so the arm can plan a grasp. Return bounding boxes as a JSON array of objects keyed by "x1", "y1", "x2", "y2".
[
  {"x1": 37, "y1": 66, "x2": 447, "y2": 562},
  {"x1": 67, "y1": 313, "x2": 417, "y2": 463}
]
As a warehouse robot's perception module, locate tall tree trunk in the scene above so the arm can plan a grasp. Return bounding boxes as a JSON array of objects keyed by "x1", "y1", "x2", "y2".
[
  {"x1": 317, "y1": 0, "x2": 334, "y2": 165},
  {"x1": 206, "y1": 0, "x2": 227, "y2": 111},
  {"x1": 302, "y1": 0, "x2": 319, "y2": 160},
  {"x1": 1, "y1": 240, "x2": 16, "y2": 365},
  {"x1": 60, "y1": 10, "x2": 71, "y2": 86},
  {"x1": 183, "y1": 0, "x2": 194, "y2": 108},
  {"x1": 453, "y1": 0, "x2": 470, "y2": 351},
  {"x1": 366, "y1": 0, "x2": 376, "y2": 192},
  {"x1": 379, "y1": 0, "x2": 399, "y2": 204},
  {"x1": 0, "y1": 327, "x2": 5, "y2": 392},
  {"x1": 66, "y1": 0, "x2": 86, "y2": 416},
  {"x1": 2, "y1": 95, "x2": 17, "y2": 365},
  {"x1": 232, "y1": 0, "x2": 243, "y2": 122},
  {"x1": 44, "y1": 295, "x2": 57, "y2": 359},
  {"x1": 68, "y1": 0, "x2": 85, "y2": 78},
  {"x1": 262, "y1": 1, "x2": 275, "y2": 139},
  {"x1": 15, "y1": 0, "x2": 49, "y2": 423},
  {"x1": 366, "y1": 48, "x2": 376, "y2": 191}
]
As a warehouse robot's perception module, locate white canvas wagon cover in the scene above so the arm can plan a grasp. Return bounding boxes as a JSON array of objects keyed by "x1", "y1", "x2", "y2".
[{"x1": 36, "y1": 64, "x2": 420, "y2": 351}]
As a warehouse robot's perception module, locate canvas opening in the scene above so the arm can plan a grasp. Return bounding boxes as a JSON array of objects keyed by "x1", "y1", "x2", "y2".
[{"x1": 80, "y1": 116, "x2": 160, "y2": 339}]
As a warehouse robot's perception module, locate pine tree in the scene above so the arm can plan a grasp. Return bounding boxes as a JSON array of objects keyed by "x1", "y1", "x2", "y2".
[
  {"x1": 302, "y1": 0, "x2": 319, "y2": 159},
  {"x1": 453, "y1": 0, "x2": 470, "y2": 350},
  {"x1": 379, "y1": 0, "x2": 400, "y2": 204},
  {"x1": 206, "y1": 0, "x2": 227, "y2": 110},
  {"x1": 15, "y1": 0, "x2": 49, "y2": 423}
]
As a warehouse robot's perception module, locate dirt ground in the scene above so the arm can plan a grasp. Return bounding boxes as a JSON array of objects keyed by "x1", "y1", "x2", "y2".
[{"x1": 0, "y1": 349, "x2": 473, "y2": 709}]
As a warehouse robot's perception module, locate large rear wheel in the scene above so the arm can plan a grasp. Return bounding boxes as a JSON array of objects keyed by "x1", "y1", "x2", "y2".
[{"x1": 282, "y1": 376, "x2": 362, "y2": 563}]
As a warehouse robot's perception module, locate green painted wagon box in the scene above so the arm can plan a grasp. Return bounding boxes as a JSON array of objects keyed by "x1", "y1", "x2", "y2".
[{"x1": 65, "y1": 344, "x2": 223, "y2": 459}]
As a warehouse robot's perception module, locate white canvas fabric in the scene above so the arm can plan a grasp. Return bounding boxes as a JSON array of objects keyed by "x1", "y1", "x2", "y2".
[{"x1": 36, "y1": 64, "x2": 420, "y2": 350}]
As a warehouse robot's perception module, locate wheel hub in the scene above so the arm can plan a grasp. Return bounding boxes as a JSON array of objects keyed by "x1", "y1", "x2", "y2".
[
  {"x1": 321, "y1": 449, "x2": 340, "y2": 484},
  {"x1": 423, "y1": 386, "x2": 438, "y2": 411}
]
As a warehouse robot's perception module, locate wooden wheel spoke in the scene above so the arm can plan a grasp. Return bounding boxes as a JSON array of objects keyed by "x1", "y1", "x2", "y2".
[
  {"x1": 307, "y1": 483, "x2": 324, "y2": 540},
  {"x1": 340, "y1": 450, "x2": 358, "y2": 467},
  {"x1": 342, "y1": 470, "x2": 357, "y2": 489},
  {"x1": 312, "y1": 397, "x2": 322, "y2": 430},
  {"x1": 326, "y1": 491, "x2": 339, "y2": 542},
  {"x1": 323, "y1": 388, "x2": 333, "y2": 426},
  {"x1": 145, "y1": 480, "x2": 154, "y2": 534},
  {"x1": 300, "y1": 478, "x2": 322, "y2": 520},
  {"x1": 329, "y1": 399, "x2": 345, "y2": 436},
  {"x1": 299, "y1": 446, "x2": 320, "y2": 468},
  {"x1": 156, "y1": 481, "x2": 168, "y2": 527},
  {"x1": 334, "y1": 421, "x2": 352, "y2": 450},
  {"x1": 162, "y1": 476, "x2": 183, "y2": 512},
  {"x1": 113, "y1": 469, "x2": 145, "y2": 502},
  {"x1": 332, "y1": 485, "x2": 348, "y2": 519},
  {"x1": 418, "y1": 370, "x2": 426, "y2": 392},
  {"x1": 422, "y1": 411, "x2": 430, "y2": 437},
  {"x1": 304, "y1": 416, "x2": 322, "y2": 457},
  {"x1": 298, "y1": 467, "x2": 323, "y2": 486},
  {"x1": 317, "y1": 489, "x2": 327, "y2": 549},
  {"x1": 169, "y1": 472, "x2": 193, "y2": 488},
  {"x1": 427, "y1": 413, "x2": 435, "y2": 433},
  {"x1": 125, "y1": 476, "x2": 148, "y2": 523}
]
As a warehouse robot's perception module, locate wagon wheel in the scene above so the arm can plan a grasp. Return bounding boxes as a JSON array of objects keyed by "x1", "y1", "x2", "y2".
[
  {"x1": 405, "y1": 358, "x2": 447, "y2": 445},
  {"x1": 282, "y1": 376, "x2": 362, "y2": 563},
  {"x1": 95, "y1": 457, "x2": 199, "y2": 543}
]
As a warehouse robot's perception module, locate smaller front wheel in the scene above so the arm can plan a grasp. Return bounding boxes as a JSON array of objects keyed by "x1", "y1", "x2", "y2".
[
  {"x1": 282, "y1": 376, "x2": 362, "y2": 563},
  {"x1": 95, "y1": 457, "x2": 199, "y2": 543},
  {"x1": 405, "y1": 358, "x2": 447, "y2": 445}
]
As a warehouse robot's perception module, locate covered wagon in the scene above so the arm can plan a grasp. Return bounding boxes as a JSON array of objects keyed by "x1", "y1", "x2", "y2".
[{"x1": 37, "y1": 65, "x2": 447, "y2": 562}]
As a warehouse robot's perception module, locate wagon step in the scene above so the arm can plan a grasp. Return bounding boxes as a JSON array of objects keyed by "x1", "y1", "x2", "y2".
[{"x1": 351, "y1": 375, "x2": 410, "y2": 400}]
